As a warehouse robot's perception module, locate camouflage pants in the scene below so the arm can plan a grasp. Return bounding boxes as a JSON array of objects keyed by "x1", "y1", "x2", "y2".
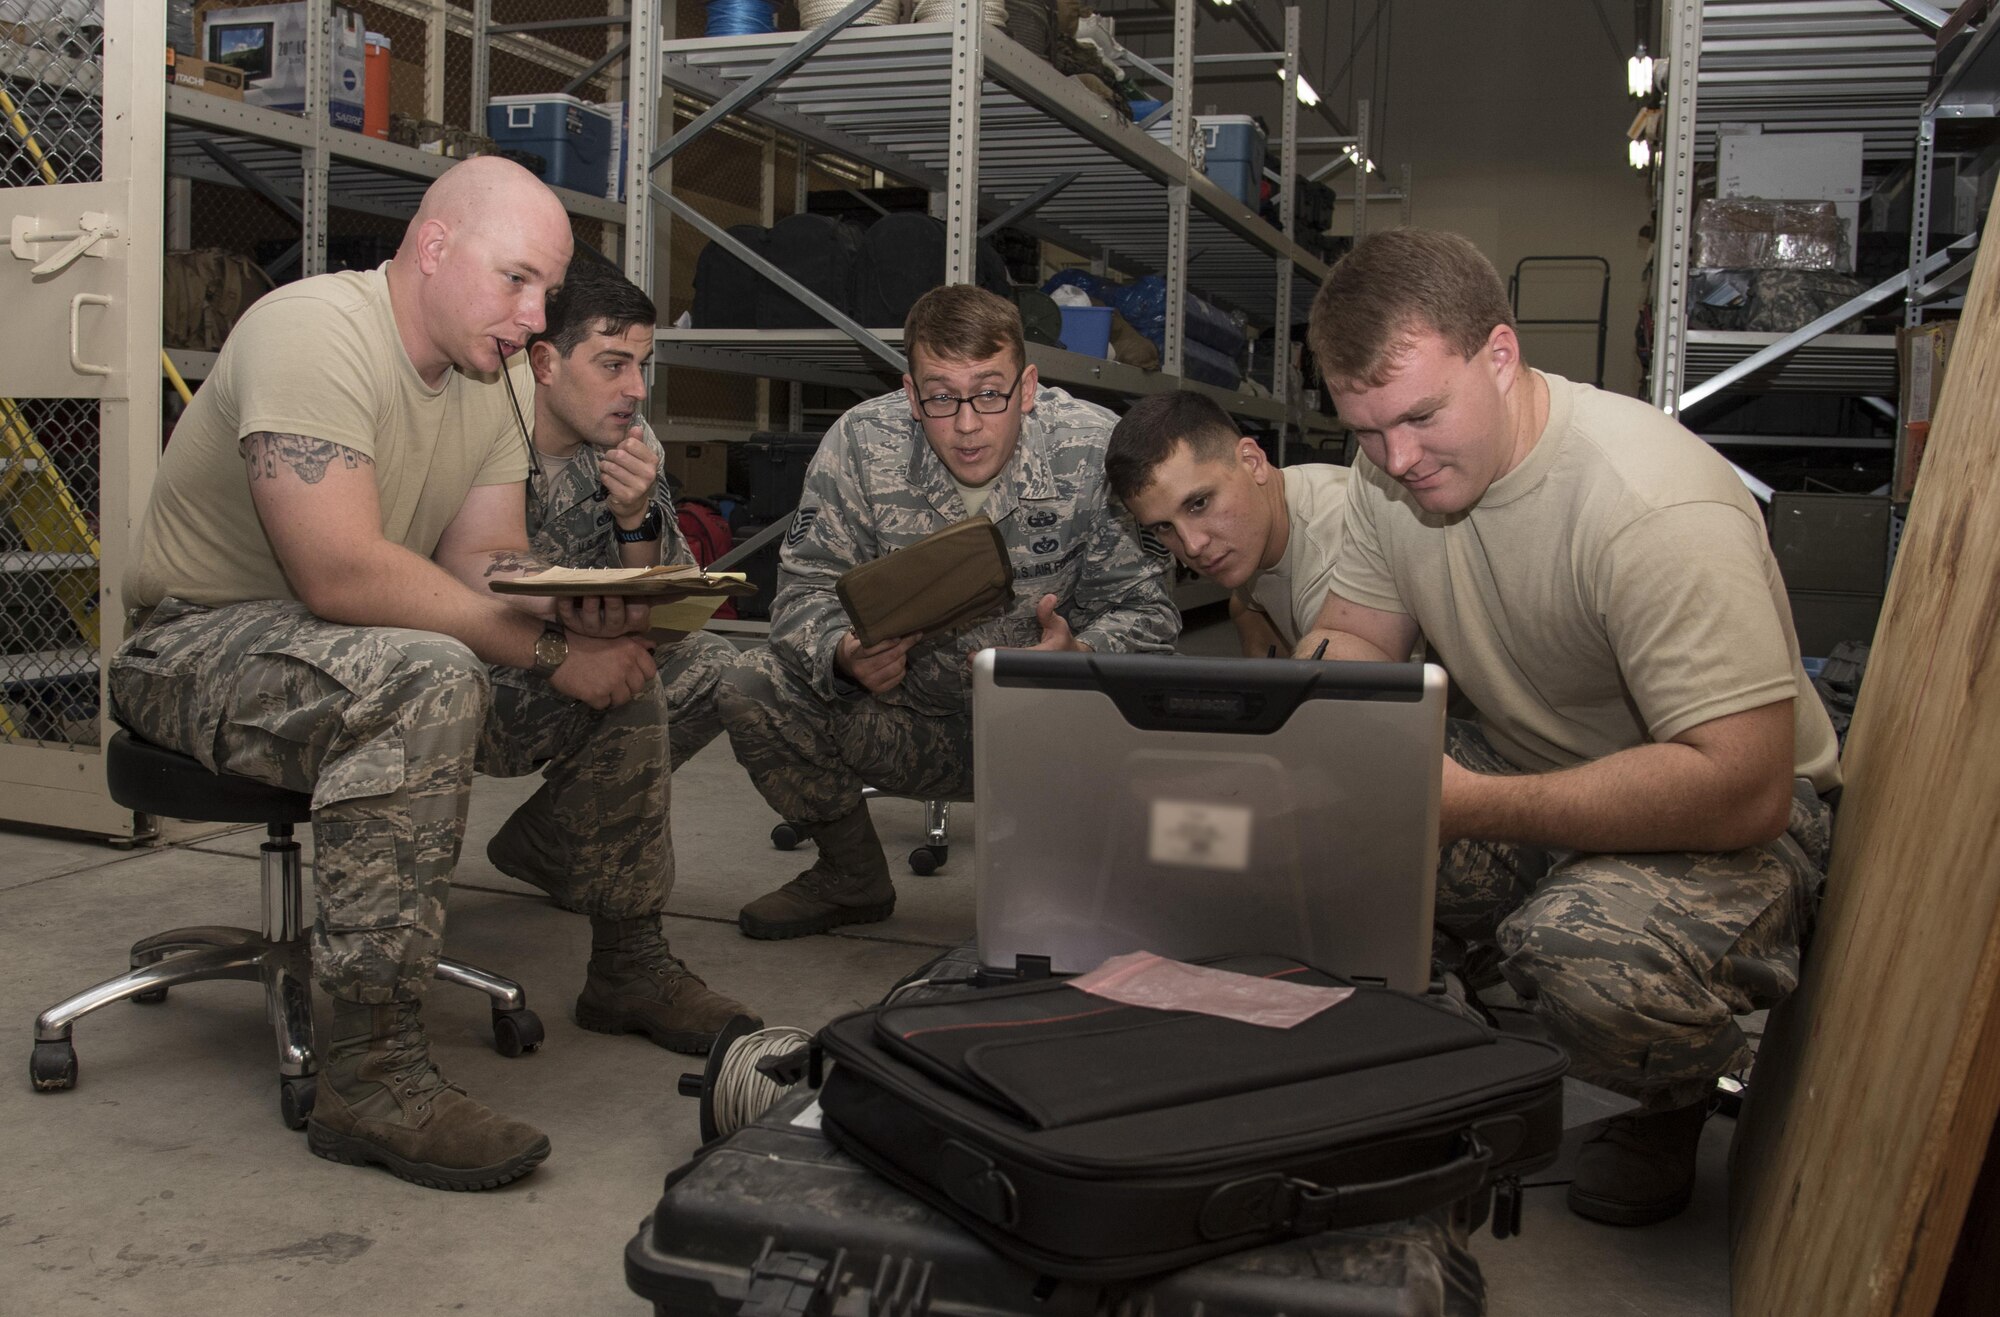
[
  {"x1": 657, "y1": 628, "x2": 736, "y2": 771},
  {"x1": 1438, "y1": 720, "x2": 1832, "y2": 1111},
  {"x1": 110, "y1": 598, "x2": 669, "y2": 1004},
  {"x1": 714, "y1": 646, "x2": 972, "y2": 824}
]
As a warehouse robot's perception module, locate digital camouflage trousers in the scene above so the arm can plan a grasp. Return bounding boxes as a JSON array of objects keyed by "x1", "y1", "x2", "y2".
[
  {"x1": 1438, "y1": 720, "x2": 1832, "y2": 1111},
  {"x1": 110, "y1": 598, "x2": 669, "y2": 1003},
  {"x1": 714, "y1": 646, "x2": 973, "y2": 825}
]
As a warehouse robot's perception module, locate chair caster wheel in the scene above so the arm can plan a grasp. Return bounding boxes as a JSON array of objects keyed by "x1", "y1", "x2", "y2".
[
  {"x1": 30, "y1": 1039, "x2": 77, "y2": 1091},
  {"x1": 280, "y1": 1075, "x2": 317, "y2": 1130},
  {"x1": 770, "y1": 821, "x2": 805, "y2": 851},
  {"x1": 132, "y1": 987, "x2": 168, "y2": 1004},
  {"x1": 493, "y1": 1008, "x2": 544, "y2": 1058},
  {"x1": 909, "y1": 845, "x2": 948, "y2": 876}
]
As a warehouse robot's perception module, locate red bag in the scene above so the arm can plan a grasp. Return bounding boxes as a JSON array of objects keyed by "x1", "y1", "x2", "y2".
[{"x1": 676, "y1": 498, "x2": 737, "y2": 619}]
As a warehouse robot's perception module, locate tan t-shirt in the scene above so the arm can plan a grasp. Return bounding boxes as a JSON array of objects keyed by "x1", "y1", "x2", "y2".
[
  {"x1": 1329, "y1": 371, "x2": 1841, "y2": 793},
  {"x1": 125, "y1": 265, "x2": 532, "y2": 609},
  {"x1": 1235, "y1": 462, "x2": 1352, "y2": 651}
]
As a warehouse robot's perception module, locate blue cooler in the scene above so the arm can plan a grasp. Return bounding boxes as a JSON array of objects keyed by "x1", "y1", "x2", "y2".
[
  {"x1": 486, "y1": 94, "x2": 613, "y2": 197},
  {"x1": 1058, "y1": 305, "x2": 1114, "y2": 359},
  {"x1": 1196, "y1": 113, "x2": 1266, "y2": 209}
]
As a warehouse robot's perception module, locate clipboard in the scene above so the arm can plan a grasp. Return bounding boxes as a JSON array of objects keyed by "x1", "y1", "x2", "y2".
[{"x1": 491, "y1": 565, "x2": 757, "y2": 600}]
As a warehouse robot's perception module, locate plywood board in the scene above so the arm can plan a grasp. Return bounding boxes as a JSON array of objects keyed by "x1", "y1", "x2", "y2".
[{"x1": 1731, "y1": 233, "x2": 2000, "y2": 1314}]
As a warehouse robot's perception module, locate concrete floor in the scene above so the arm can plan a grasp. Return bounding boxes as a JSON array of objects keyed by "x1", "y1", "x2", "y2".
[{"x1": 1, "y1": 625, "x2": 1735, "y2": 1316}]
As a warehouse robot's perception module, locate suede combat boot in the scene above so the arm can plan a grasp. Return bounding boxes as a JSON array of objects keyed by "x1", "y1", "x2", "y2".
[
  {"x1": 738, "y1": 806, "x2": 896, "y2": 939},
  {"x1": 485, "y1": 782, "x2": 581, "y2": 911},
  {"x1": 575, "y1": 916, "x2": 761, "y2": 1053},
  {"x1": 1567, "y1": 1098, "x2": 1711, "y2": 1226},
  {"x1": 306, "y1": 998, "x2": 550, "y2": 1191}
]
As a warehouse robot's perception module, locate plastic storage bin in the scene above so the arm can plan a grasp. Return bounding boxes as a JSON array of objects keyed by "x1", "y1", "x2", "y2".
[
  {"x1": 1058, "y1": 305, "x2": 1114, "y2": 359},
  {"x1": 1196, "y1": 113, "x2": 1266, "y2": 208},
  {"x1": 485, "y1": 94, "x2": 613, "y2": 196}
]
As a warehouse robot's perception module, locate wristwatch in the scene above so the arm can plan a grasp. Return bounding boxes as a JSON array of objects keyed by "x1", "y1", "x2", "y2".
[
  {"x1": 530, "y1": 624, "x2": 568, "y2": 678},
  {"x1": 614, "y1": 505, "x2": 663, "y2": 543}
]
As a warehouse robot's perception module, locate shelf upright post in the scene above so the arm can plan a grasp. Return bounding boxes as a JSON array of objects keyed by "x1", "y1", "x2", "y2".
[
  {"x1": 1401, "y1": 163, "x2": 1412, "y2": 227},
  {"x1": 1164, "y1": 0, "x2": 1194, "y2": 379},
  {"x1": 470, "y1": 0, "x2": 492, "y2": 136},
  {"x1": 1649, "y1": 0, "x2": 1700, "y2": 414},
  {"x1": 791, "y1": 145, "x2": 809, "y2": 432},
  {"x1": 111, "y1": 0, "x2": 168, "y2": 823},
  {"x1": 1274, "y1": 6, "x2": 1299, "y2": 463},
  {"x1": 425, "y1": 1, "x2": 448, "y2": 123},
  {"x1": 1353, "y1": 99, "x2": 1369, "y2": 240},
  {"x1": 302, "y1": 0, "x2": 330, "y2": 276},
  {"x1": 625, "y1": 0, "x2": 660, "y2": 294},
  {"x1": 945, "y1": 0, "x2": 982, "y2": 287},
  {"x1": 1908, "y1": 114, "x2": 1937, "y2": 328}
]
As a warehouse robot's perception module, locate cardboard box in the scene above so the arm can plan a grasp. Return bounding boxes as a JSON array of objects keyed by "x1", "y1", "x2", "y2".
[
  {"x1": 1895, "y1": 321, "x2": 1955, "y2": 504},
  {"x1": 387, "y1": 54, "x2": 425, "y2": 121},
  {"x1": 166, "y1": 48, "x2": 246, "y2": 100},
  {"x1": 659, "y1": 440, "x2": 730, "y2": 500},
  {"x1": 199, "y1": 1, "x2": 365, "y2": 132}
]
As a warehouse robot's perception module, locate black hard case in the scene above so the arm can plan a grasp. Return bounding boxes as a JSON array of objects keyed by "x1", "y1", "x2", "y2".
[
  {"x1": 625, "y1": 1088, "x2": 1485, "y2": 1317},
  {"x1": 815, "y1": 954, "x2": 1566, "y2": 1282}
]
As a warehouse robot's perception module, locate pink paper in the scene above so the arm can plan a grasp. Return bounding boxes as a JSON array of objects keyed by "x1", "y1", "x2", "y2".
[{"x1": 1069, "y1": 951, "x2": 1354, "y2": 1028}]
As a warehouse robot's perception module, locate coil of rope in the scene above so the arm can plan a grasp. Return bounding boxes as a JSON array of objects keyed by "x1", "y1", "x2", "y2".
[
  {"x1": 705, "y1": 0, "x2": 779, "y2": 36},
  {"x1": 678, "y1": 1016, "x2": 816, "y2": 1142}
]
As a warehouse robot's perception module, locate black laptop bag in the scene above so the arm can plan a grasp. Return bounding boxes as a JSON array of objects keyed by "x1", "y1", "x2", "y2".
[{"x1": 815, "y1": 953, "x2": 1567, "y2": 1282}]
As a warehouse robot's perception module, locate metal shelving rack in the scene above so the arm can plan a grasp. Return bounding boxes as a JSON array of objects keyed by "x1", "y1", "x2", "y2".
[
  {"x1": 644, "y1": 0, "x2": 1338, "y2": 447},
  {"x1": 167, "y1": 0, "x2": 658, "y2": 383},
  {"x1": 1649, "y1": 0, "x2": 1956, "y2": 433}
]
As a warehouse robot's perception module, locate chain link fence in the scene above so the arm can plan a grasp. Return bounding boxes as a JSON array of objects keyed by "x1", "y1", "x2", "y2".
[{"x1": 0, "y1": 0, "x2": 106, "y2": 746}]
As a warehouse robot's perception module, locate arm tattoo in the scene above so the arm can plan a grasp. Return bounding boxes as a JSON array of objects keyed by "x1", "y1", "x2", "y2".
[
  {"x1": 484, "y1": 550, "x2": 551, "y2": 578},
  {"x1": 241, "y1": 432, "x2": 373, "y2": 484}
]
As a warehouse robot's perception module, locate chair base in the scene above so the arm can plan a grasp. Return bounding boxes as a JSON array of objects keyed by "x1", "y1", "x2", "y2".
[
  {"x1": 771, "y1": 790, "x2": 956, "y2": 875},
  {"x1": 28, "y1": 827, "x2": 542, "y2": 1127}
]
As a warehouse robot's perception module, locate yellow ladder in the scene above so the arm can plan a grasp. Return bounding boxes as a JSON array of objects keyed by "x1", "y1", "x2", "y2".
[{"x1": 0, "y1": 400, "x2": 102, "y2": 738}]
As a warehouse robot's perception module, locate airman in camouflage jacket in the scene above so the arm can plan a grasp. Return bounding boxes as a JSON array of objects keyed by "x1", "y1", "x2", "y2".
[
  {"x1": 503, "y1": 422, "x2": 736, "y2": 770},
  {"x1": 769, "y1": 386, "x2": 1179, "y2": 716}
]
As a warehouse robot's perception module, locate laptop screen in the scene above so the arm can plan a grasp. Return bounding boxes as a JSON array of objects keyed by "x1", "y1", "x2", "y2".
[{"x1": 971, "y1": 649, "x2": 1446, "y2": 991}]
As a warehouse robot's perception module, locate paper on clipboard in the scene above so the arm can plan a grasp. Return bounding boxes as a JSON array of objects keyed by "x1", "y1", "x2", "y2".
[
  {"x1": 649, "y1": 594, "x2": 731, "y2": 634},
  {"x1": 491, "y1": 565, "x2": 752, "y2": 599}
]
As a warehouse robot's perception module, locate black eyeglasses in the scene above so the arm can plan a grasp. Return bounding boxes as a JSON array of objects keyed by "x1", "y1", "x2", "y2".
[{"x1": 916, "y1": 372, "x2": 1024, "y2": 418}]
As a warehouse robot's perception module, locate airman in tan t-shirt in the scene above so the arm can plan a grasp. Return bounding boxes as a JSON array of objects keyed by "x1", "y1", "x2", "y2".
[{"x1": 1303, "y1": 228, "x2": 1842, "y2": 1229}]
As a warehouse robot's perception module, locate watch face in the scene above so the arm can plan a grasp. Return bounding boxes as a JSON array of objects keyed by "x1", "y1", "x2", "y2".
[{"x1": 535, "y1": 629, "x2": 567, "y2": 670}]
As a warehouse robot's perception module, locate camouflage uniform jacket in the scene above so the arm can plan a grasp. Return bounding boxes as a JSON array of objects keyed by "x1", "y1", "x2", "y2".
[
  {"x1": 524, "y1": 421, "x2": 697, "y2": 572},
  {"x1": 773, "y1": 386, "x2": 1179, "y2": 716}
]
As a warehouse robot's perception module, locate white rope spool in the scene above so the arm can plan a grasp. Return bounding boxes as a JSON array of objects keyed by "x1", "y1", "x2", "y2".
[{"x1": 799, "y1": 0, "x2": 903, "y2": 27}]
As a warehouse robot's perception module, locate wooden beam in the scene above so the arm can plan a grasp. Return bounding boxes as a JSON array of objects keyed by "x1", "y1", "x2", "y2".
[{"x1": 1731, "y1": 231, "x2": 2000, "y2": 1315}]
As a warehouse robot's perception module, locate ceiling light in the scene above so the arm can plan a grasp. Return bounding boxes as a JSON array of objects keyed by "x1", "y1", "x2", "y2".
[
  {"x1": 1274, "y1": 68, "x2": 1321, "y2": 106},
  {"x1": 1628, "y1": 137, "x2": 1652, "y2": 169},
  {"x1": 1627, "y1": 48, "x2": 1655, "y2": 98}
]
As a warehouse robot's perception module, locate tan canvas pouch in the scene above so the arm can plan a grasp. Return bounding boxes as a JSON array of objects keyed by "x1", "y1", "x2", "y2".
[{"x1": 836, "y1": 516, "x2": 1014, "y2": 647}]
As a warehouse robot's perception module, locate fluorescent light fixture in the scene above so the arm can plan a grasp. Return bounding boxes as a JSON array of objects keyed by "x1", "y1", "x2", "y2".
[
  {"x1": 1628, "y1": 137, "x2": 1652, "y2": 169},
  {"x1": 1275, "y1": 68, "x2": 1321, "y2": 106},
  {"x1": 1341, "y1": 144, "x2": 1376, "y2": 174},
  {"x1": 1627, "y1": 49, "x2": 1655, "y2": 97}
]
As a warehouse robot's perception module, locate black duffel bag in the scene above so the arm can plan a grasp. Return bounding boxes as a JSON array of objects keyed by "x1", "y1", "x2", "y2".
[
  {"x1": 815, "y1": 952, "x2": 1566, "y2": 1282},
  {"x1": 852, "y1": 212, "x2": 1014, "y2": 328},
  {"x1": 755, "y1": 212, "x2": 864, "y2": 329},
  {"x1": 690, "y1": 223, "x2": 768, "y2": 329}
]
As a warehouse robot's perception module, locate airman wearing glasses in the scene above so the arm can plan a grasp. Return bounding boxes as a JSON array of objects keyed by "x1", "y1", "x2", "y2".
[{"x1": 716, "y1": 284, "x2": 1180, "y2": 939}]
